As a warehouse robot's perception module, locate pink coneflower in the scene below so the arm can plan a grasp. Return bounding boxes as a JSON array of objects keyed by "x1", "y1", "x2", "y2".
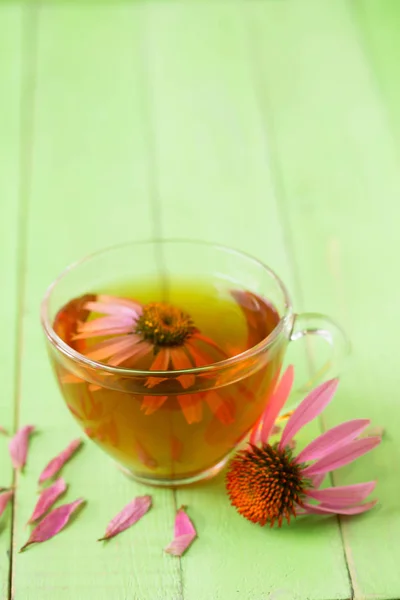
[
  {"x1": 72, "y1": 295, "x2": 228, "y2": 423},
  {"x1": 226, "y1": 367, "x2": 381, "y2": 527}
]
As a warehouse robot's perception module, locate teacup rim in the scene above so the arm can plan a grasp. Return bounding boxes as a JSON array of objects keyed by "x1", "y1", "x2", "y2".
[{"x1": 40, "y1": 239, "x2": 293, "y2": 378}]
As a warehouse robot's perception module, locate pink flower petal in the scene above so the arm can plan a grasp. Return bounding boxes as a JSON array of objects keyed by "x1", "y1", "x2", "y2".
[
  {"x1": 20, "y1": 498, "x2": 85, "y2": 551},
  {"x1": 107, "y1": 341, "x2": 152, "y2": 367},
  {"x1": 77, "y1": 315, "x2": 133, "y2": 334},
  {"x1": 98, "y1": 495, "x2": 152, "y2": 541},
  {"x1": 38, "y1": 439, "x2": 82, "y2": 484},
  {"x1": 256, "y1": 366, "x2": 294, "y2": 445},
  {"x1": 97, "y1": 295, "x2": 143, "y2": 314},
  {"x1": 74, "y1": 326, "x2": 132, "y2": 340},
  {"x1": 28, "y1": 478, "x2": 68, "y2": 523},
  {"x1": 307, "y1": 481, "x2": 376, "y2": 506},
  {"x1": 302, "y1": 500, "x2": 377, "y2": 515},
  {"x1": 303, "y1": 436, "x2": 381, "y2": 476},
  {"x1": 84, "y1": 300, "x2": 139, "y2": 318},
  {"x1": 9, "y1": 425, "x2": 35, "y2": 470},
  {"x1": 178, "y1": 395, "x2": 203, "y2": 424},
  {"x1": 170, "y1": 348, "x2": 195, "y2": 389},
  {"x1": 145, "y1": 349, "x2": 171, "y2": 389},
  {"x1": 141, "y1": 395, "x2": 168, "y2": 415},
  {"x1": 279, "y1": 379, "x2": 339, "y2": 450},
  {"x1": 204, "y1": 391, "x2": 235, "y2": 425},
  {"x1": 296, "y1": 419, "x2": 370, "y2": 463},
  {"x1": 85, "y1": 335, "x2": 140, "y2": 361},
  {"x1": 164, "y1": 507, "x2": 197, "y2": 556},
  {"x1": 0, "y1": 490, "x2": 13, "y2": 518}
]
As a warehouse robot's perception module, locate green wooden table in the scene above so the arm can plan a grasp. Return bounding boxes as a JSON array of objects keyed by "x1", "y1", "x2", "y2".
[{"x1": 1, "y1": 1, "x2": 399, "y2": 598}]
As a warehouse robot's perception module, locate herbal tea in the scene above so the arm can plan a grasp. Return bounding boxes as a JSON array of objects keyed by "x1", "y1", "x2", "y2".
[{"x1": 51, "y1": 279, "x2": 285, "y2": 482}]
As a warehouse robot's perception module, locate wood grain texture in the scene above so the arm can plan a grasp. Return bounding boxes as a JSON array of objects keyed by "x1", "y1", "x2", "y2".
[
  {"x1": 247, "y1": 0, "x2": 400, "y2": 597},
  {"x1": 0, "y1": 5, "x2": 23, "y2": 598},
  {"x1": 11, "y1": 5, "x2": 180, "y2": 600},
  {"x1": 145, "y1": 3, "x2": 350, "y2": 599}
]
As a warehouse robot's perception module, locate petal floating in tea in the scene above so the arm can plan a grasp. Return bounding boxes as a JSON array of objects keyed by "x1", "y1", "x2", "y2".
[
  {"x1": 98, "y1": 495, "x2": 152, "y2": 541},
  {"x1": 28, "y1": 478, "x2": 68, "y2": 524},
  {"x1": 0, "y1": 490, "x2": 13, "y2": 519},
  {"x1": 171, "y1": 435, "x2": 183, "y2": 462},
  {"x1": 164, "y1": 507, "x2": 197, "y2": 557},
  {"x1": 9, "y1": 425, "x2": 35, "y2": 470},
  {"x1": 204, "y1": 391, "x2": 235, "y2": 425},
  {"x1": 141, "y1": 395, "x2": 168, "y2": 416},
  {"x1": 20, "y1": 498, "x2": 85, "y2": 552},
  {"x1": 38, "y1": 438, "x2": 83, "y2": 484},
  {"x1": 178, "y1": 395, "x2": 203, "y2": 424}
]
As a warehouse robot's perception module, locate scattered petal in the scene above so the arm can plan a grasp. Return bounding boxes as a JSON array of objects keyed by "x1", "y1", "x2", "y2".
[
  {"x1": 307, "y1": 481, "x2": 376, "y2": 507},
  {"x1": 0, "y1": 491, "x2": 13, "y2": 518},
  {"x1": 279, "y1": 379, "x2": 339, "y2": 449},
  {"x1": 296, "y1": 419, "x2": 370, "y2": 463},
  {"x1": 20, "y1": 498, "x2": 85, "y2": 551},
  {"x1": 28, "y1": 478, "x2": 67, "y2": 523},
  {"x1": 38, "y1": 439, "x2": 82, "y2": 484},
  {"x1": 9, "y1": 425, "x2": 35, "y2": 470},
  {"x1": 303, "y1": 436, "x2": 381, "y2": 476},
  {"x1": 98, "y1": 495, "x2": 152, "y2": 541},
  {"x1": 164, "y1": 507, "x2": 197, "y2": 556}
]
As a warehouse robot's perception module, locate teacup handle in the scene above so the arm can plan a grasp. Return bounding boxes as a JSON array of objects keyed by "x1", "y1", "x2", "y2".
[{"x1": 288, "y1": 312, "x2": 351, "y2": 398}]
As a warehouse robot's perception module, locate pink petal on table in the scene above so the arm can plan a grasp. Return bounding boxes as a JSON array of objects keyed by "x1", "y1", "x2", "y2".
[
  {"x1": 9, "y1": 425, "x2": 35, "y2": 470},
  {"x1": 307, "y1": 481, "x2": 376, "y2": 506},
  {"x1": 38, "y1": 439, "x2": 82, "y2": 484},
  {"x1": 20, "y1": 498, "x2": 85, "y2": 552},
  {"x1": 164, "y1": 507, "x2": 197, "y2": 557},
  {"x1": 303, "y1": 436, "x2": 381, "y2": 476},
  {"x1": 98, "y1": 495, "x2": 152, "y2": 541},
  {"x1": 279, "y1": 379, "x2": 339, "y2": 450},
  {"x1": 302, "y1": 500, "x2": 377, "y2": 516},
  {"x1": 258, "y1": 365, "x2": 294, "y2": 445},
  {"x1": 28, "y1": 478, "x2": 67, "y2": 523},
  {"x1": 0, "y1": 491, "x2": 13, "y2": 518},
  {"x1": 296, "y1": 419, "x2": 370, "y2": 463}
]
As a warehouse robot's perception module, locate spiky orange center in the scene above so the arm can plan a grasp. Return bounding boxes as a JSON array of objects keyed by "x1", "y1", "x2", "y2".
[
  {"x1": 135, "y1": 302, "x2": 195, "y2": 347},
  {"x1": 226, "y1": 443, "x2": 310, "y2": 527}
]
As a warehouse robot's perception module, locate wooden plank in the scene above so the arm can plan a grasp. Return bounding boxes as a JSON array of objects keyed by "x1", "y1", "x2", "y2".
[
  {"x1": 0, "y1": 4, "x2": 23, "y2": 598},
  {"x1": 247, "y1": 0, "x2": 400, "y2": 598},
  {"x1": 145, "y1": 3, "x2": 350, "y2": 599},
  {"x1": 11, "y1": 5, "x2": 180, "y2": 600},
  {"x1": 353, "y1": 0, "x2": 400, "y2": 151}
]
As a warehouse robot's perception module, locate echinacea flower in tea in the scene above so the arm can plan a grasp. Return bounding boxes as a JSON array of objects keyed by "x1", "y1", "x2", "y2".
[
  {"x1": 28, "y1": 478, "x2": 68, "y2": 524},
  {"x1": 20, "y1": 498, "x2": 85, "y2": 552},
  {"x1": 38, "y1": 438, "x2": 82, "y2": 484},
  {"x1": 226, "y1": 373, "x2": 381, "y2": 527},
  {"x1": 164, "y1": 507, "x2": 197, "y2": 557},
  {"x1": 98, "y1": 495, "x2": 152, "y2": 541},
  {"x1": 9, "y1": 425, "x2": 35, "y2": 470}
]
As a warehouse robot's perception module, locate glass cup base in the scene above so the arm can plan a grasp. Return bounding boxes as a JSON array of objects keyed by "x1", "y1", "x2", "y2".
[{"x1": 115, "y1": 453, "x2": 232, "y2": 488}]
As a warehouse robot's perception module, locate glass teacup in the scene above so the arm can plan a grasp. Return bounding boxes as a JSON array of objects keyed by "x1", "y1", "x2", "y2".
[{"x1": 40, "y1": 240, "x2": 349, "y2": 486}]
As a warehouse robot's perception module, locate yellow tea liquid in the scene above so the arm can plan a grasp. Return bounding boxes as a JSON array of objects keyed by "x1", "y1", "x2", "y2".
[{"x1": 52, "y1": 279, "x2": 284, "y2": 482}]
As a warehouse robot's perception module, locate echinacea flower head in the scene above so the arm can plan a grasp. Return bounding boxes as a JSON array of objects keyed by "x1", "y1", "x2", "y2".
[
  {"x1": 226, "y1": 369, "x2": 381, "y2": 527},
  {"x1": 70, "y1": 295, "x2": 229, "y2": 423}
]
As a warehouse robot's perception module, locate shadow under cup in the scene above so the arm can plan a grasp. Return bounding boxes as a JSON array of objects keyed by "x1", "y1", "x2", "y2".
[{"x1": 40, "y1": 241, "x2": 342, "y2": 487}]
